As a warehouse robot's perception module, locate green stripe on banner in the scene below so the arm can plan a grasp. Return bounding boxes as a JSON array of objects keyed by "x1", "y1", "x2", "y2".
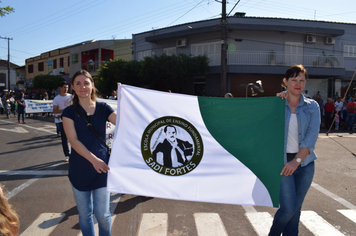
[{"x1": 198, "y1": 96, "x2": 285, "y2": 207}]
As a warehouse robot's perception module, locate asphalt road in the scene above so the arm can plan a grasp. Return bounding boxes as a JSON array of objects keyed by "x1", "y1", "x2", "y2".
[{"x1": 0, "y1": 115, "x2": 355, "y2": 236}]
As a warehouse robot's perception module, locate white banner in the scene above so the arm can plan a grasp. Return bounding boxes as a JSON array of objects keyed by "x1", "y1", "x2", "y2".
[{"x1": 25, "y1": 100, "x2": 53, "y2": 113}]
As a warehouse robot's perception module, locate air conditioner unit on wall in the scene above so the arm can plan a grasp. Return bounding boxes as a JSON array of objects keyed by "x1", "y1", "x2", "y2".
[
  {"x1": 176, "y1": 38, "x2": 187, "y2": 47},
  {"x1": 306, "y1": 35, "x2": 316, "y2": 44},
  {"x1": 325, "y1": 37, "x2": 335, "y2": 45}
]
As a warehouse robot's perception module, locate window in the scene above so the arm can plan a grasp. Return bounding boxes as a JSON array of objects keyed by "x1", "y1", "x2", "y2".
[
  {"x1": 38, "y1": 62, "x2": 44, "y2": 72},
  {"x1": 72, "y1": 54, "x2": 78, "y2": 64},
  {"x1": 191, "y1": 42, "x2": 220, "y2": 66},
  {"x1": 53, "y1": 59, "x2": 57, "y2": 69},
  {"x1": 344, "y1": 45, "x2": 356, "y2": 57},
  {"x1": 60, "y1": 58, "x2": 64, "y2": 67},
  {"x1": 28, "y1": 65, "x2": 34, "y2": 73},
  {"x1": 137, "y1": 50, "x2": 152, "y2": 61},
  {"x1": 163, "y1": 47, "x2": 176, "y2": 56},
  {"x1": 285, "y1": 42, "x2": 303, "y2": 65},
  {"x1": 68, "y1": 56, "x2": 70, "y2": 66},
  {"x1": 103, "y1": 53, "x2": 111, "y2": 61}
]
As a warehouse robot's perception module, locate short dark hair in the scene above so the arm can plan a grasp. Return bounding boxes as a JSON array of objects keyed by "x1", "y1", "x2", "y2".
[
  {"x1": 164, "y1": 125, "x2": 177, "y2": 133},
  {"x1": 59, "y1": 81, "x2": 68, "y2": 88},
  {"x1": 284, "y1": 64, "x2": 308, "y2": 80}
]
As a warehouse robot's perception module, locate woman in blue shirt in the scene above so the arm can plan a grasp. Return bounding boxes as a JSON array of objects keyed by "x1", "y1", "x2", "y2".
[
  {"x1": 62, "y1": 70, "x2": 116, "y2": 236},
  {"x1": 269, "y1": 65, "x2": 320, "y2": 236}
]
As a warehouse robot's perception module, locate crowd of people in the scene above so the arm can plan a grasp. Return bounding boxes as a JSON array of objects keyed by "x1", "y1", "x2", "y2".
[{"x1": 315, "y1": 92, "x2": 356, "y2": 132}]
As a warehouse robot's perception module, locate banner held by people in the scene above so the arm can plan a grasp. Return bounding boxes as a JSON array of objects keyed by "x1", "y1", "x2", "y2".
[
  {"x1": 108, "y1": 85, "x2": 285, "y2": 207},
  {"x1": 25, "y1": 100, "x2": 53, "y2": 114}
]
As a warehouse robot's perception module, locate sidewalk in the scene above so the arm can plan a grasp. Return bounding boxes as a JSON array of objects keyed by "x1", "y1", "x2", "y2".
[{"x1": 319, "y1": 127, "x2": 356, "y2": 138}]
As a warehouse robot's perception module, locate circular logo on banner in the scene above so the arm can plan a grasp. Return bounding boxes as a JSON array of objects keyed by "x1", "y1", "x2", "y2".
[{"x1": 141, "y1": 116, "x2": 204, "y2": 176}]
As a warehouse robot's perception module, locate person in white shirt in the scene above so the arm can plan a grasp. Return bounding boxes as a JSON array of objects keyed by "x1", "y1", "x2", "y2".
[
  {"x1": 108, "y1": 90, "x2": 116, "y2": 100},
  {"x1": 53, "y1": 81, "x2": 72, "y2": 161},
  {"x1": 334, "y1": 97, "x2": 343, "y2": 114}
]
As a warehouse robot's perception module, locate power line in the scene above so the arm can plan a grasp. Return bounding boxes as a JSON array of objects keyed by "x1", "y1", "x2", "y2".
[{"x1": 167, "y1": 0, "x2": 207, "y2": 26}]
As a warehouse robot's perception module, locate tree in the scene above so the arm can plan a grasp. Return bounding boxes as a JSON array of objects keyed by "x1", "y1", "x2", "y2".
[
  {"x1": 32, "y1": 74, "x2": 65, "y2": 93},
  {"x1": 0, "y1": 1, "x2": 14, "y2": 17},
  {"x1": 96, "y1": 59, "x2": 143, "y2": 97},
  {"x1": 96, "y1": 53, "x2": 210, "y2": 96},
  {"x1": 141, "y1": 53, "x2": 210, "y2": 93}
]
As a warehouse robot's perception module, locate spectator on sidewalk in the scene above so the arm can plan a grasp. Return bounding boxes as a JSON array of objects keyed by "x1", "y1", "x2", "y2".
[
  {"x1": 345, "y1": 96, "x2": 356, "y2": 133},
  {"x1": 53, "y1": 81, "x2": 72, "y2": 161},
  {"x1": 324, "y1": 98, "x2": 335, "y2": 129},
  {"x1": 318, "y1": 99, "x2": 324, "y2": 128},
  {"x1": 108, "y1": 90, "x2": 116, "y2": 100}
]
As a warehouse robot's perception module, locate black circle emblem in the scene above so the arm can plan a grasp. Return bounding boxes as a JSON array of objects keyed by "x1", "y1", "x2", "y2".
[{"x1": 141, "y1": 116, "x2": 204, "y2": 176}]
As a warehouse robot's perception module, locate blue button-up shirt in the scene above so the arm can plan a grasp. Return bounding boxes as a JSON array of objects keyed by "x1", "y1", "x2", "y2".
[{"x1": 284, "y1": 94, "x2": 320, "y2": 167}]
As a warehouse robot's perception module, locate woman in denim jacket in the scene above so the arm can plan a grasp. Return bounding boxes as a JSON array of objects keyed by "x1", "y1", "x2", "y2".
[{"x1": 269, "y1": 65, "x2": 320, "y2": 236}]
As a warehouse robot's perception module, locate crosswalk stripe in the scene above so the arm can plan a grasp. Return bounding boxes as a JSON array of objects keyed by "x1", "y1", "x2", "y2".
[
  {"x1": 300, "y1": 210, "x2": 344, "y2": 236},
  {"x1": 20, "y1": 213, "x2": 65, "y2": 236},
  {"x1": 337, "y1": 209, "x2": 356, "y2": 224},
  {"x1": 19, "y1": 209, "x2": 355, "y2": 236},
  {"x1": 312, "y1": 182, "x2": 356, "y2": 209},
  {"x1": 245, "y1": 212, "x2": 273, "y2": 236},
  {"x1": 77, "y1": 193, "x2": 122, "y2": 236},
  {"x1": 137, "y1": 213, "x2": 168, "y2": 236},
  {"x1": 194, "y1": 213, "x2": 228, "y2": 236}
]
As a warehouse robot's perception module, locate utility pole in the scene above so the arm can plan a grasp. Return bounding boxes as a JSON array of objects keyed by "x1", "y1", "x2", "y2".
[
  {"x1": 220, "y1": 0, "x2": 228, "y2": 96},
  {"x1": 0, "y1": 36, "x2": 13, "y2": 91}
]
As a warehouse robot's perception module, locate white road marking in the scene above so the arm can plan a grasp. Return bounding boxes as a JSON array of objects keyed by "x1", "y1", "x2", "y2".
[
  {"x1": 245, "y1": 212, "x2": 273, "y2": 236},
  {"x1": 312, "y1": 182, "x2": 356, "y2": 209},
  {"x1": 21, "y1": 123, "x2": 57, "y2": 134},
  {"x1": 337, "y1": 209, "x2": 356, "y2": 223},
  {"x1": 5, "y1": 177, "x2": 40, "y2": 200},
  {"x1": 137, "y1": 213, "x2": 168, "y2": 236},
  {"x1": 77, "y1": 193, "x2": 122, "y2": 236},
  {"x1": 194, "y1": 213, "x2": 228, "y2": 236},
  {"x1": 0, "y1": 119, "x2": 57, "y2": 134},
  {"x1": 300, "y1": 211, "x2": 345, "y2": 236},
  {"x1": 4, "y1": 163, "x2": 64, "y2": 200},
  {"x1": 242, "y1": 204, "x2": 257, "y2": 213},
  {"x1": 0, "y1": 170, "x2": 67, "y2": 175},
  {"x1": 0, "y1": 126, "x2": 29, "y2": 133},
  {"x1": 20, "y1": 213, "x2": 65, "y2": 236}
]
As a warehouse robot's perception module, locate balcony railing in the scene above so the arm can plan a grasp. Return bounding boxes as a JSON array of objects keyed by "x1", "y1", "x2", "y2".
[{"x1": 207, "y1": 51, "x2": 344, "y2": 68}]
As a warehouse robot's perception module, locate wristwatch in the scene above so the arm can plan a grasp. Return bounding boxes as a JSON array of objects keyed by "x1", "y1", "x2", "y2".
[{"x1": 294, "y1": 157, "x2": 302, "y2": 163}]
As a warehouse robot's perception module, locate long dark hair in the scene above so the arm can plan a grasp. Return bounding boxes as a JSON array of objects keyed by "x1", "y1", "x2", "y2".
[{"x1": 71, "y1": 70, "x2": 98, "y2": 107}]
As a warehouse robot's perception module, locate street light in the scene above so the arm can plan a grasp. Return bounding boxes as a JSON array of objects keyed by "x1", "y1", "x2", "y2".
[{"x1": 240, "y1": 80, "x2": 264, "y2": 97}]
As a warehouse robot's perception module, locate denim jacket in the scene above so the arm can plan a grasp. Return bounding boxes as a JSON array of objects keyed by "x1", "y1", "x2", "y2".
[{"x1": 284, "y1": 94, "x2": 320, "y2": 167}]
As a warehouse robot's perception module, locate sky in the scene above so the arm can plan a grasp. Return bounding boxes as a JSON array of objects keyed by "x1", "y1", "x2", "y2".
[{"x1": 0, "y1": 0, "x2": 355, "y2": 66}]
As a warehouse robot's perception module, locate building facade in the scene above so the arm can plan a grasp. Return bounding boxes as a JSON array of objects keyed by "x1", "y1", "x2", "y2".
[
  {"x1": 25, "y1": 39, "x2": 132, "y2": 91},
  {"x1": 132, "y1": 15, "x2": 356, "y2": 101},
  {"x1": 0, "y1": 59, "x2": 19, "y2": 93}
]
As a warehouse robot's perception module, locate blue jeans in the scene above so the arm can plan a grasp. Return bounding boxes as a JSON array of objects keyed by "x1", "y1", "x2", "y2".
[
  {"x1": 71, "y1": 185, "x2": 112, "y2": 236},
  {"x1": 345, "y1": 113, "x2": 355, "y2": 130},
  {"x1": 269, "y1": 161, "x2": 315, "y2": 236}
]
